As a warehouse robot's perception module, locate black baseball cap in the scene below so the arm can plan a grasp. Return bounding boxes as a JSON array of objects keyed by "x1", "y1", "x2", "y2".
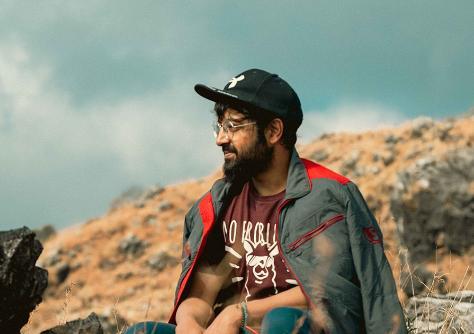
[{"x1": 194, "y1": 68, "x2": 303, "y2": 127}]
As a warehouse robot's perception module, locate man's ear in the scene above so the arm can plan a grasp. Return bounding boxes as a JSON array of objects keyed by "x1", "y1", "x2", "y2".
[{"x1": 265, "y1": 118, "x2": 284, "y2": 145}]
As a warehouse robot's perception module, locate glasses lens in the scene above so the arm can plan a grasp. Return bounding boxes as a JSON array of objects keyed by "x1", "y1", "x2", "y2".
[{"x1": 212, "y1": 122, "x2": 219, "y2": 138}]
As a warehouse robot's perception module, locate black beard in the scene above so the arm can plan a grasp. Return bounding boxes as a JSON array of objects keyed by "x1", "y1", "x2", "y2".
[{"x1": 222, "y1": 140, "x2": 274, "y2": 183}]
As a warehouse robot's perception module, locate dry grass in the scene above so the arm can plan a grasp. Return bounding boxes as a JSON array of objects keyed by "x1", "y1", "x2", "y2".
[
  {"x1": 23, "y1": 261, "x2": 471, "y2": 334},
  {"x1": 399, "y1": 248, "x2": 473, "y2": 333}
]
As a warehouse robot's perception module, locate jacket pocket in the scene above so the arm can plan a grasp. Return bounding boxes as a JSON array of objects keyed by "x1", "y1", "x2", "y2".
[{"x1": 288, "y1": 214, "x2": 345, "y2": 251}]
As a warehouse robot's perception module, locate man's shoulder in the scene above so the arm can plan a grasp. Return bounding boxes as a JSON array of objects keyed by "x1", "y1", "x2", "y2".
[
  {"x1": 187, "y1": 178, "x2": 227, "y2": 210},
  {"x1": 300, "y1": 158, "x2": 351, "y2": 186}
]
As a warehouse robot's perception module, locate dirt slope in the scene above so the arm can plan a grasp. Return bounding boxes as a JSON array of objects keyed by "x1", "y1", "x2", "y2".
[{"x1": 25, "y1": 113, "x2": 474, "y2": 333}]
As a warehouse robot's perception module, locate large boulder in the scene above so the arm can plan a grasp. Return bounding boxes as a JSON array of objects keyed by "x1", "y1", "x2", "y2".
[
  {"x1": 405, "y1": 291, "x2": 474, "y2": 333},
  {"x1": 0, "y1": 227, "x2": 48, "y2": 334},
  {"x1": 391, "y1": 148, "x2": 474, "y2": 262}
]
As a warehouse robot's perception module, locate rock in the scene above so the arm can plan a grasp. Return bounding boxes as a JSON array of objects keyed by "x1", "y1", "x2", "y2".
[
  {"x1": 142, "y1": 184, "x2": 165, "y2": 200},
  {"x1": 116, "y1": 272, "x2": 133, "y2": 280},
  {"x1": 436, "y1": 122, "x2": 454, "y2": 141},
  {"x1": 318, "y1": 132, "x2": 334, "y2": 140},
  {"x1": 400, "y1": 265, "x2": 442, "y2": 297},
  {"x1": 405, "y1": 291, "x2": 474, "y2": 333},
  {"x1": 40, "y1": 312, "x2": 103, "y2": 334},
  {"x1": 382, "y1": 151, "x2": 395, "y2": 166},
  {"x1": 109, "y1": 184, "x2": 164, "y2": 210},
  {"x1": 118, "y1": 235, "x2": 147, "y2": 257},
  {"x1": 109, "y1": 185, "x2": 145, "y2": 210},
  {"x1": 372, "y1": 152, "x2": 381, "y2": 162},
  {"x1": 97, "y1": 309, "x2": 128, "y2": 334},
  {"x1": 157, "y1": 200, "x2": 173, "y2": 212},
  {"x1": 340, "y1": 150, "x2": 360, "y2": 175},
  {"x1": 33, "y1": 224, "x2": 56, "y2": 243},
  {"x1": 143, "y1": 214, "x2": 157, "y2": 226},
  {"x1": 0, "y1": 227, "x2": 48, "y2": 334},
  {"x1": 366, "y1": 165, "x2": 380, "y2": 176},
  {"x1": 67, "y1": 250, "x2": 77, "y2": 259},
  {"x1": 99, "y1": 258, "x2": 117, "y2": 270},
  {"x1": 147, "y1": 251, "x2": 179, "y2": 271},
  {"x1": 410, "y1": 117, "x2": 434, "y2": 138},
  {"x1": 56, "y1": 263, "x2": 70, "y2": 284},
  {"x1": 391, "y1": 148, "x2": 474, "y2": 262},
  {"x1": 0, "y1": 227, "x2": 48, "y2": 333},
  {"x1": 384, "y1": 134, "x2": 400, "y2": 145},
  {"x1": 311, "y1": 149, "x2": 329, "y2": 162}
]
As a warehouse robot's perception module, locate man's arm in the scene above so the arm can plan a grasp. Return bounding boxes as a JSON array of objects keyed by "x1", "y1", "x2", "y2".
[
  {"x1": 247, "y1": 286, "x2": 307, "y2": 323},
  {"x1": 344, "y1": 183, "x2": 407, "y2": 333},
  {"x1": 205, "y1": 286, "x2": 307, "y2": 333},
  {"x1": 175, "y1": 258, "x2": 232, "y2": 333}
]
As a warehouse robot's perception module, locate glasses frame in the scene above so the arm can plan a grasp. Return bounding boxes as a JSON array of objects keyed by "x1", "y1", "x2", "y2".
[{"x1": 212, "y1": 119, "x2": 256, "y2": 139}]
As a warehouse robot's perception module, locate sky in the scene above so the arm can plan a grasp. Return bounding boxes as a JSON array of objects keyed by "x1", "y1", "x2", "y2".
[{"x1": 1, "y1": 1, "x2": 473, "y2": 231}]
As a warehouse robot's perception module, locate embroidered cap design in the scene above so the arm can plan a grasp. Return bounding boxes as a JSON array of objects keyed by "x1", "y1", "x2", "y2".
[{"x1": 228, "y1": 74, "x2": 245, "y2": 88}]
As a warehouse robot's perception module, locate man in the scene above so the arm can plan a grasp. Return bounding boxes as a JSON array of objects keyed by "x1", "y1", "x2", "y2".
[{"x1": 126, "y1": 69, "x2": 407, "y2": 333}]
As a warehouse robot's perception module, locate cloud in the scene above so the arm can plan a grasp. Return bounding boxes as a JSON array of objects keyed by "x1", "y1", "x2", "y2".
[
  {"x1": 1, "y1": 40, "x2": 219, "y2": 176},
  {"x1": 299, "y1": 102, "x2": 406, "y2": 143},
  {"x1": 0, "y1": 40, "x2": 221, "y2": 229}
]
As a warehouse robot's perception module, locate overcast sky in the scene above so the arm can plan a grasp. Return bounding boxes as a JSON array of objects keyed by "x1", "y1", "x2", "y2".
[{"x1": 1, "y1": 1, "x2": 473, "y2": 231}]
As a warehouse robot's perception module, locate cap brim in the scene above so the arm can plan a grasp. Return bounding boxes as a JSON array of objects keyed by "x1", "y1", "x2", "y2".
[{"x1": 194, "y1": 84, "x2": 250, "y2": 109}]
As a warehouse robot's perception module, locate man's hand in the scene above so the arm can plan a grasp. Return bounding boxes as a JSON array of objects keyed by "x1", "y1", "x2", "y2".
[
  {"x1": 175, "y1": 297, "x2": 213, "y2": 333},
  {"x1": 176, "y1": 318, "x2": 205, "y2": 334},
  {"x1": 205, "y1": 304, "x2": 242, "y2": 334},
  {"x1": 175, "y1": 258, "x2": 233, "y2": 332}
]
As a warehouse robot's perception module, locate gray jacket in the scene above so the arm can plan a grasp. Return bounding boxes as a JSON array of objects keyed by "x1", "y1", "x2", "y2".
[{"x1": 169, "y1": 150, "x2": 407, "y2": 333}]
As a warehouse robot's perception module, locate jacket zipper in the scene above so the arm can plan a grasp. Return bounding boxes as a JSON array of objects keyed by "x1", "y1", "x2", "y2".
[
  {"x1": 287, "y1": 214, "x2": 345, "y2": 251},
  {"x1": 275, "y1": 199, "x2": 316, "y2": 311}
]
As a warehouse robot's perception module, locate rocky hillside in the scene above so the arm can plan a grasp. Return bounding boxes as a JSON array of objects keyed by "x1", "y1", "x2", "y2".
[{"x1": 24, "y1": 113, "x2": 474, "y2": 333}]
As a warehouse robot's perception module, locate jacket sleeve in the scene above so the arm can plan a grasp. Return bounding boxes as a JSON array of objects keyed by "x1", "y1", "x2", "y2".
[{"x1": 343, "y1": 182, "x2": 407, "y2": 334}]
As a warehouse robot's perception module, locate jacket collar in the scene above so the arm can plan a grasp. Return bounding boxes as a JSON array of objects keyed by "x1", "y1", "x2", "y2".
[{"x1": 284, "y1": 149, "x2": 311, "y2": 199}]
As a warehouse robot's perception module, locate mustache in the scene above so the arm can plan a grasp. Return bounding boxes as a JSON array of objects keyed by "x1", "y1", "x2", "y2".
[{"x1": 222, "y1": 144, "x2": 237, "y2": 154}]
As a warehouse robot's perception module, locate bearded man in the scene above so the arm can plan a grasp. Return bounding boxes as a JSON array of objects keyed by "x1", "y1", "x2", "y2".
[{"x1": 125, "y1": 69, "x2": 407, "y2": 334}]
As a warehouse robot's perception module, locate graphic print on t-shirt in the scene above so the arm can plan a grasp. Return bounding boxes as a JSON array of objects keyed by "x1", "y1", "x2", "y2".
[{"x1": 222, "y1": 183, "x2": 297, "y2": 302}]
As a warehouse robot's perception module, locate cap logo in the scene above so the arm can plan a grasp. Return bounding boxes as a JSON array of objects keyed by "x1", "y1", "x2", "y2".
[{"x1": 228, "y1": 75, "x2": 245, "y2": 88}]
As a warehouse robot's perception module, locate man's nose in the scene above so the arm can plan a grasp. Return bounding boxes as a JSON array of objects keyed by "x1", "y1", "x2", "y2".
[{"x1": 215, "y1": 128, "x2": 229, "y2": 146}]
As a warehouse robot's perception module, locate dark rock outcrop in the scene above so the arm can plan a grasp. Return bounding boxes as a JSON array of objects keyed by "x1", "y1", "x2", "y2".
[
  {"x1": 391, "y1": 148, "x2": 474, "y2": 262},
  {"x1": 56, "y1": 263, "x2": 71, "y2": 284},
  {"x1": 0, "y1": 227, "x2": 48, "y2": 334},
  {"x1": 40, "y1": 312, "x2": 103, "y2": 334}
]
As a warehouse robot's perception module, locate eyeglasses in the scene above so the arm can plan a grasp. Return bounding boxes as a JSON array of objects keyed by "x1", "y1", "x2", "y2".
[{"x1": 212, "y1": 119, "x2": 256, "y2": 139}]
